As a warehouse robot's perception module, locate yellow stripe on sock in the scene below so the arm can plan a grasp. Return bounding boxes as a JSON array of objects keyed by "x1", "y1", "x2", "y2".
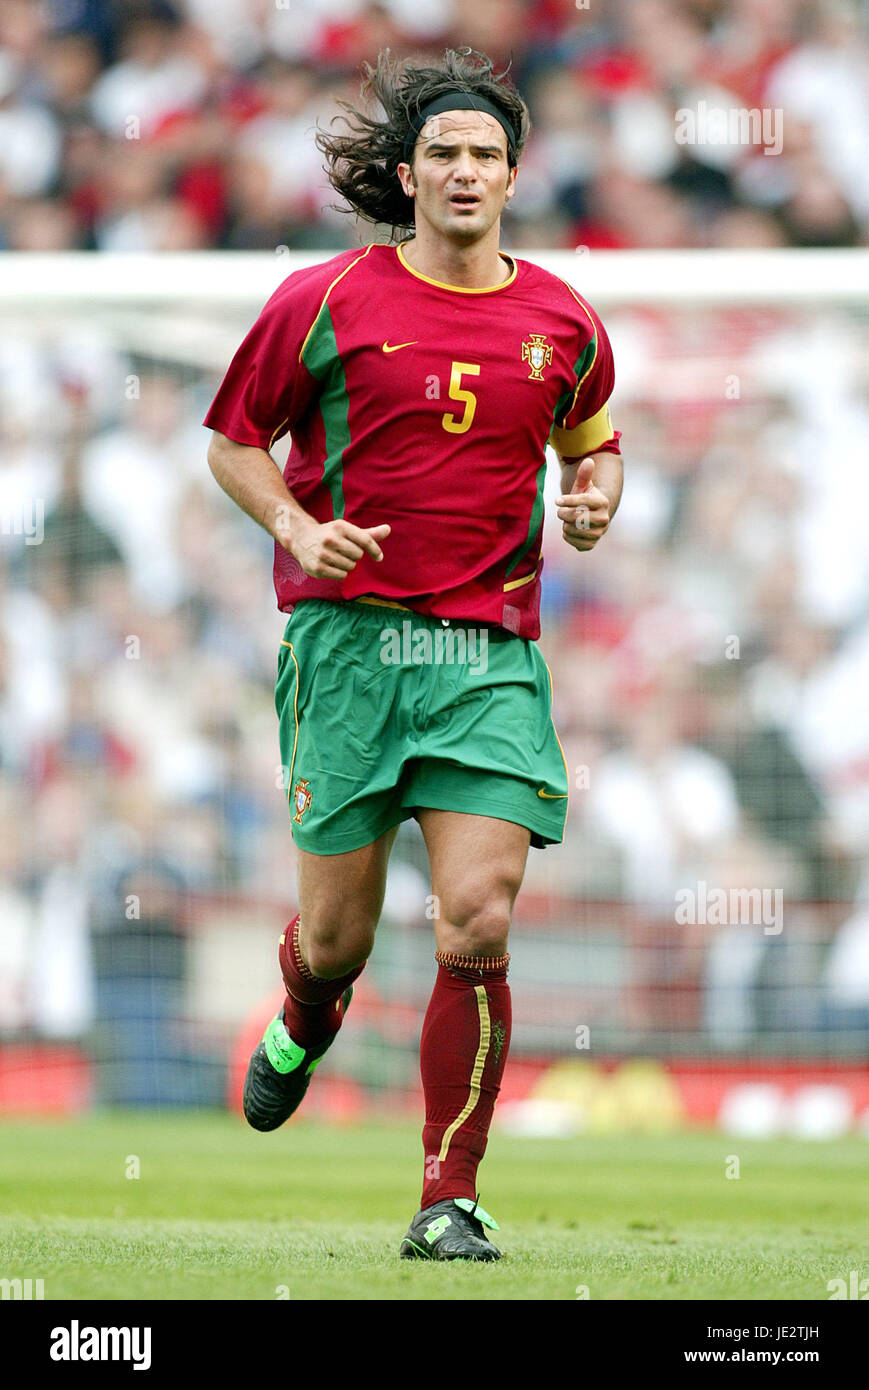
[{"x1": 438, "y1": 985, "x2": 491, "y2": 1164}]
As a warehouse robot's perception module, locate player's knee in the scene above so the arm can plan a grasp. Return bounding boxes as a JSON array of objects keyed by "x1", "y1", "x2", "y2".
[
  {"x1": 303, "y1": 926, "x2": 373, "y2": 980},
  {"x1": 440, "y1": 893, "x2": 513, "y2": 956}
]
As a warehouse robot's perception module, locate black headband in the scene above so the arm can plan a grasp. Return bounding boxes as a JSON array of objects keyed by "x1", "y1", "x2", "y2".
[{"x1": 401, "y1": 92, "x2": 518, "y2": 167}]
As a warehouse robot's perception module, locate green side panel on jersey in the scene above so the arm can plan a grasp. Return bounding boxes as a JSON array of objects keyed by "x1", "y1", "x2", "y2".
[
  {"x1": 504, "y1": 454, "x2": 547, "y2": 579},
  {"x1": 549, "y1": 333, "x2": 597, "y2": 437},
  {"x1": 507, "y1": 333, "x2": 597, "y2": 580},
  {"x1": 300, "y1": 303, "x2": 350, "y2": 518}
]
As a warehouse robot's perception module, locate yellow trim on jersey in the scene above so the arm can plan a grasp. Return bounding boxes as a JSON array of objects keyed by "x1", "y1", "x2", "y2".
[
  {"x1": 268, "y1": 414, "x2": 287, "y2": 447},
  {"x1": 556, "y1": 277, "x2": 602, "y2": 424},
  {"x1": 280, "y1": 639, "x2": 302, "y2": 824},
  {"x1": 355, "y1": 596, "x2": 412, "y2": 611},
  {"x1": 297, "y1": 244, "x2": 375, "y2": 363},
  {"x1": 550, "y1": 401, "x2": 615, "y2": 458},
  {"x1": 438, "y1": 985, "x2": 491, "y2": 1164},
  {"x1": 396, "y1": 241, "x2": 517, "y2": 295},
  {"x1": 503, "y1": 565, "x2": 539, "y2": 593}
]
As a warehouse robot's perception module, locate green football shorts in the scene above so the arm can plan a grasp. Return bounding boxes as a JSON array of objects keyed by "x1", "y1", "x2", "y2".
[{"x1": 275, "y1": 597, "x2": 569, "y2": 855}]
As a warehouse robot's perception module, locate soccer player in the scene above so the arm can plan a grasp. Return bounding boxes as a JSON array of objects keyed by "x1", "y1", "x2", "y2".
[{"x1": 205, "y1": 48, "x2": 623, "y2": 1261}]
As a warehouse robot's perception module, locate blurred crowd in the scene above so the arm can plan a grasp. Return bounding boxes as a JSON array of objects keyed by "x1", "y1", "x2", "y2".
[
  {"x1": 0, "y1": 0, "x2": 867, "y2": 252},
  {"x1": 1, "y1": 292, "x2": 869, "y2": 1049},
  {"x1": 2, "y1": 0, "x2": 869, "y2": 1058}
]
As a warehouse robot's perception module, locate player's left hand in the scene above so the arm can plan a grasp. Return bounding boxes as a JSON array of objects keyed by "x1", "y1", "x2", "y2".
[{"x1": 556, "y1": 457, "x2": 611, "y2": 552}]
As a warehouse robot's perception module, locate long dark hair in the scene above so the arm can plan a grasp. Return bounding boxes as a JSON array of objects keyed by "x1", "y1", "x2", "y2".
[{"x1": 316, "y1": 48, "x2": 530, "y2": 238}]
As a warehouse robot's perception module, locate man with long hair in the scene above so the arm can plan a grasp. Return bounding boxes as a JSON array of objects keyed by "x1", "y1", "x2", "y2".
[{"x1": 205, "y1": 47, "x2": 623, "y2": 1261}]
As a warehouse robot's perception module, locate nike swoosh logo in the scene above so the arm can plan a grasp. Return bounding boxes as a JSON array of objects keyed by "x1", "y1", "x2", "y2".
[
  {"x1": 538, "y1": 788, "x2": 568, "y2": 799},
  {"x1": 382, "y1": 340, "x2": 418, "y2": 354}
]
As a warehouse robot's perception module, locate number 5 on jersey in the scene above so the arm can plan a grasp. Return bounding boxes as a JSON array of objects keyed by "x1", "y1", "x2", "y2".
[{"x1": 442, "y1": 361, "x2": 480, "y2": 435}]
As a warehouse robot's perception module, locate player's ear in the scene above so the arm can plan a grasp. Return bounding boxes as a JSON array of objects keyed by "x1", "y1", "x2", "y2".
[
  {"x1": 397, "y1": 161, "x2": 416, "y2": 198},
  {"x1": 504, "y1": 166, "x2": 517, "y2": 201}
]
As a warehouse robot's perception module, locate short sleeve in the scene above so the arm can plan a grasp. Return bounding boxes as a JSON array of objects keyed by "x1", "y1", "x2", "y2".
[
  {"x1": 550, "y1": 300, "x2": 621, "y2": 460},
  {"x1": 203, "y1": 274, "x2": 322, "y2": 450}
]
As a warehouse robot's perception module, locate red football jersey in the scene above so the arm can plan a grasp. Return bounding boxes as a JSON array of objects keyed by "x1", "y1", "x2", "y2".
[{"x1": 204, "y1": 241, "x2": 620, "y2": 639}]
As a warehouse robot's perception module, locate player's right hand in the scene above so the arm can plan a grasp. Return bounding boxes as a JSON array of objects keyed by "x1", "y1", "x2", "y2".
[{"x1": 287, "y1": 517, "x2": 391, "y2": 580}]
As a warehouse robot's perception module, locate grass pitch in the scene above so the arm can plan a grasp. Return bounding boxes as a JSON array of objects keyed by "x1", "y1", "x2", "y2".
[{"x1": 1, "y1": 1113, "x2": 867, "y2": 1300}]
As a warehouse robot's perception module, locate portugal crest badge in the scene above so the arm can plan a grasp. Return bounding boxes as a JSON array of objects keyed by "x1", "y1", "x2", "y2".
[
  {"x1": 521, "y1": 333, "x2": 553, "y2": 381},
  {"x1": 292, "y1": 777, "x2": 312, "y2": 824}
]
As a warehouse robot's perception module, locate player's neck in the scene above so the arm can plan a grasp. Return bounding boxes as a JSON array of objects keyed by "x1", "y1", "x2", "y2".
[{"x1": 400, "y1": 228, "x2": 511, "y2": 289}]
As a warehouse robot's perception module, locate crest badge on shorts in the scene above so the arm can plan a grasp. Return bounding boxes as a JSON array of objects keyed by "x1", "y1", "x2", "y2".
[
  {"x1": 293, "y1": 778, "x2": 312, "y2": 824},
  {"x1": 521, "y1": 333, "x2": 553, "y2": 381}
]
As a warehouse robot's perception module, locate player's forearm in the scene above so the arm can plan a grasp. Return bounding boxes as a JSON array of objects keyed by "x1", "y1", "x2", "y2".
[
  {"x1": 561, "y1": 450, "x2": 623, "y2": 519},
  {"x1": 206, "y1": 431, "x2": 310, "y2": 546}
]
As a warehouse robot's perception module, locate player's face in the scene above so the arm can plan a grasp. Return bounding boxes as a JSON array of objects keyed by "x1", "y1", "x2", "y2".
[{"x1": 398, "y1": 111, "x2": 517, "y2": 244}]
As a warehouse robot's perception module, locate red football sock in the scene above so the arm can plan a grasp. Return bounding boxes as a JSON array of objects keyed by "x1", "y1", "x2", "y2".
[
  {"x1": 420, "y1": 952, "x2": 512, "y2": 1209},
  {"x1": 277, "y1": 914, "x2": 364, "y2": 1050}
]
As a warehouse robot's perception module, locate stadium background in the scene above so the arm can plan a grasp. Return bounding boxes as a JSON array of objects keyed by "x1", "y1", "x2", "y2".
[{"x1": 1, "y1": 0, "x2": 869, "y2": 1148}]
